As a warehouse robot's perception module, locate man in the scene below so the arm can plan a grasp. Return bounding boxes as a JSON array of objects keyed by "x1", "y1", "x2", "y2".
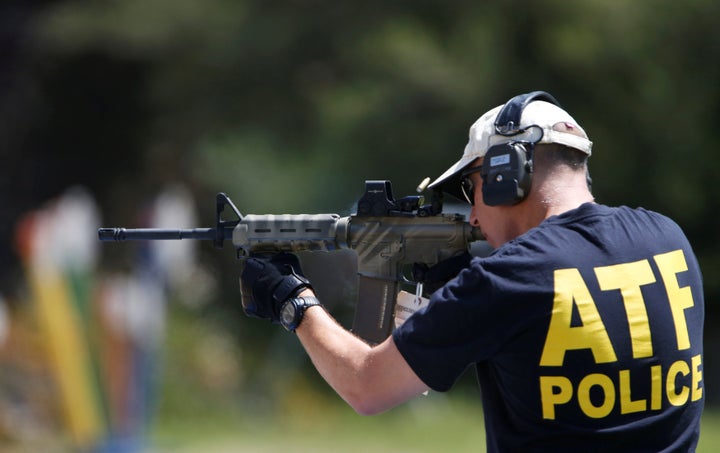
[{"x1": 240, "y1": 92, "x2": 705, "y2": 451}]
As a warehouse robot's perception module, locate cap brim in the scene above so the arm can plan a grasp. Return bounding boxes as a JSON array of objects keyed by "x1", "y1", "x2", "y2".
[{"x1": 428, "y1": 154, "x2": 477, "y2": 202}]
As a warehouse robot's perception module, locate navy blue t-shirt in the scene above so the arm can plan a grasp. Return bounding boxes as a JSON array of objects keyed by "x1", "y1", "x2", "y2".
[{"x1": 393, "y1": 203, "x2": 704, "y2": 452}]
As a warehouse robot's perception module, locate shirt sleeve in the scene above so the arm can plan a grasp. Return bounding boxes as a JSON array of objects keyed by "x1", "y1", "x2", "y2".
[
  {"x1": 392, "y1": 242, "x2": 556, "y2": 392},
  {"x1": 392, "y1": 260, "x2": 502, "y2": 391}
]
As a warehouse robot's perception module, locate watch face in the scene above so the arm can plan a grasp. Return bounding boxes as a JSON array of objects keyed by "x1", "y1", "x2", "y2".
[{"x1": 281, "y1": 300, "x2": 297, "y2": 329}]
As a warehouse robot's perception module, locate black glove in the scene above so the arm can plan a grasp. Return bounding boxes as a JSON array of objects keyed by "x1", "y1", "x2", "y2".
[
  {"x1": 240, "y1": 252, "x2": 312, "y2": 323},
  {"x1": 412, "y1": 251, "x2": 472, "y2": 294}
]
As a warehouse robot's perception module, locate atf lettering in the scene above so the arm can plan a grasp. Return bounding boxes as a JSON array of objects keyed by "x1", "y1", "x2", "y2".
[
  {"x1": 540, "y1": 268, "x2": 617, "y2": 366},
  {"x1": 654, "y1": 250, "x2": 694, "y2": 350},
  {"x1": 541, "y1": 250, "x2": 697, "y2": 367},
  {"x1": 538, "y1": 250, "x2": 702, "y2": 420},
  {"x1": 540, "y1": 355, "x2": 703, "y2": 420},
  {"x1": 595, "y1": 260, "x2": 656, "y2": 358}
]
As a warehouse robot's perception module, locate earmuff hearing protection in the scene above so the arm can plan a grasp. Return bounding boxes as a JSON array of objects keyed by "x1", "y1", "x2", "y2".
[{"x1": 481, "y1": 91, "x2": 561, "y2": 206}]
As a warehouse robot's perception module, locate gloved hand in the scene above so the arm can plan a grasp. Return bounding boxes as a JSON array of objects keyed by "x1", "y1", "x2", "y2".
[
  {"x1": 240, "y1": 252, "x2": 312, "y2": 323},
  {"x1": 412, "y1": 251, "x2": 472, "y2": 294}
]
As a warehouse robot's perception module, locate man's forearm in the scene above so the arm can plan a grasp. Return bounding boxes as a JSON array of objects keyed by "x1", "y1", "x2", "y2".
[{"x1": 296, "y1": 291, "x2": 429, "y2": 415}]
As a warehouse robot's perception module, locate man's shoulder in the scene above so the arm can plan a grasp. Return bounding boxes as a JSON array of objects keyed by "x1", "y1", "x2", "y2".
[{"x1": 480, "y1": 202, "x2": 687, "y2": 270}]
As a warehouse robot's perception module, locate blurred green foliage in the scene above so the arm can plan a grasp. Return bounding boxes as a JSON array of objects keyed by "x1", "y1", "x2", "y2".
[{"x1": 2, "y1": 0, "x2": 720, "y2": 433}]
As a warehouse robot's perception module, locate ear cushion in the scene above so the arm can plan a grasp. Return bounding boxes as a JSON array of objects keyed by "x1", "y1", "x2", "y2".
[{"x1": 481, "y1": 143, "x2": 532, "y2": 206}]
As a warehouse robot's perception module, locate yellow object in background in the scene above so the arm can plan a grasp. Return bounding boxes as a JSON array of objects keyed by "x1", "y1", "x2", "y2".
[
  {"x1": 25, "y1": 252, "x2": 105, "y2": 448},
  {"x1": 15, "y1": 195, "x2": 106, "y2": 450}
]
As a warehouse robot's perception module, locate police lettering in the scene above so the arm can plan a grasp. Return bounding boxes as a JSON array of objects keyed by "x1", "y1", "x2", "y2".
[
  {"x1": 540, "y1": 356, "x2": 703, "y2": 419},
  {"x1": 539, "y1": 249, "x2": 703, "y2": 420}
]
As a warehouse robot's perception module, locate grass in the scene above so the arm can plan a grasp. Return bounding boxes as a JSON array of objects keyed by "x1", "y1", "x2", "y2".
[
  {"x1": 151, "y1": 399, "x2": 720, "y2": 453},
  {"x1": 151, "y1": 392, "x2": 486, "y2": 453},
  {"x1": 699, "y1": 410, "x2": 720, "y2": 452}
]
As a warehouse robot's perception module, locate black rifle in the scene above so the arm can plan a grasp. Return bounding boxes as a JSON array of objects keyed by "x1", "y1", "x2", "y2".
[{"x1": 99, "y1": 180, "x2": 483, "y2": 343}]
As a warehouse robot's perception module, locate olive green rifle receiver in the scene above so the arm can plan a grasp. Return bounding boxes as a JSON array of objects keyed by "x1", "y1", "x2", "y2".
[{"x1": 98, "y1": 180, "x2": 483, "y2": 344}]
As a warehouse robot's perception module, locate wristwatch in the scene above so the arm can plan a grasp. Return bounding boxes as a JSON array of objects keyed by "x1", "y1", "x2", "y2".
[{"x1": 280, "y1": 296, "x2": 322, "y2": 332}]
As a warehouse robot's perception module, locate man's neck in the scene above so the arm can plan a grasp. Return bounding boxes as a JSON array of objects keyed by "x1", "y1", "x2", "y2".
[{"x1": 516, "y1": 173, "x2": 595, "y2": 232}]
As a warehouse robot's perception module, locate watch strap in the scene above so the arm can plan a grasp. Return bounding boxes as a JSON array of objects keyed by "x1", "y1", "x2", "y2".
[{"x1": 283, "y1": 296, "x2": 322, "y2": 332}]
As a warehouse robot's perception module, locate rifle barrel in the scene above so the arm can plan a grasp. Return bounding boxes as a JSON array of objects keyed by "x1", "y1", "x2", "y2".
[{"x1": 98, "y1": 227, "x2": 222, "y2": 241}]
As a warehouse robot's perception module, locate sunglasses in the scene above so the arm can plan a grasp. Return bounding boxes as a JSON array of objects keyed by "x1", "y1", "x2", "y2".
[{"x1": 460, "y1": 166, "x2": 484, "y2": 205}]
